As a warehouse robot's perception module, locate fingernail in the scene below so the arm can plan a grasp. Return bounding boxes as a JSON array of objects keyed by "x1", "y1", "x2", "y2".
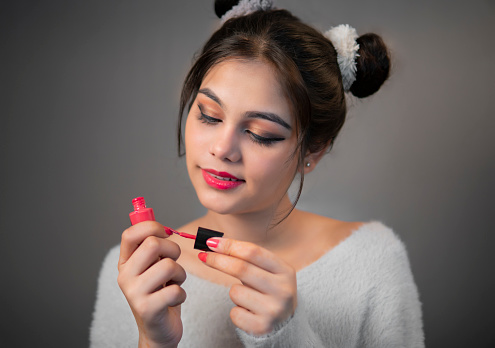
[
  {"x1": 198, "y1": 252, "x2": 207, "y2": 262},
  {"x1": 206, "y1": 238, "x2": 219, "y2": 249},
  {"x1": 164, "y1": 227, "x2": 173, "y2": 236}
]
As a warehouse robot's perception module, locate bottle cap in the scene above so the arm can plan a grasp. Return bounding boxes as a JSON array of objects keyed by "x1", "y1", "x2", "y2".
[{"x1": 194, "y1": 227, "x2": 224, "y2": 251}]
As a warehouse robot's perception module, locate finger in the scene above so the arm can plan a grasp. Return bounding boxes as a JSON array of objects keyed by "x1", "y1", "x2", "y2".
[
  {"x1": 206, "y1": 238, "x2": 289, "y2": 274},
  {"x1": 229, "y1": 284, "x2": 271, "y2": 315},
  {"x1": 139, "y1": 258, "x2": 187, "y2": 294},
  {"x1": 201, "y1": 252, "x2": 276, "y2": 294},
  {"x1": 149, "y1": 284, "x2": 187, "y2": 308},
  {"x1": 230, "y1": 306, "x2": 273, "y2": 336},
  {"x1": 119, "y1": 221, "x2": 171, "y2": 267},
  {"x1": 125, "y1": 236, "x2": 181, "y2": 276}
]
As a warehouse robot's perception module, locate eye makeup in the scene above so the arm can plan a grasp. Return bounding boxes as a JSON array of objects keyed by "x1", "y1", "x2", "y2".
[
  {"x1": 197, "y1": 104, "x2": 220, "y2": 125},
  {"x1": 246, "y1": 130, "x2": 285, "y2": 146},
  {"x1": 196, "y1": 103, "x2": 286, "y2": 146}
]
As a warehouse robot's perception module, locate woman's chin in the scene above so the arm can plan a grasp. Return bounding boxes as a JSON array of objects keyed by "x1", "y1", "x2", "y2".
[
  {"x1": 197, "y1": 193, "x2": 250, "y2": 216},
  {"x1": 199, "y1": 200, "x2": 239, "y2": 215}
]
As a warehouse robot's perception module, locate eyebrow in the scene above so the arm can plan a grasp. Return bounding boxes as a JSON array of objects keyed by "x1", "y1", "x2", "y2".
[
  {"x1": 244, "y1": 111, "x2": 292, "y2": 130},
  {"x1": 198, "y1": 87, "x2": 292, "y2": 130},
  {"x1": 198, "y1": 88, "x2": 222, "y2": 108}
]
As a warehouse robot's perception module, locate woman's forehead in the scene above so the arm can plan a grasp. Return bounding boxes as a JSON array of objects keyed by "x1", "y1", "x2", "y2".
[{"x1": 199, "y1": 59, "x2": 293, "y2": 119}]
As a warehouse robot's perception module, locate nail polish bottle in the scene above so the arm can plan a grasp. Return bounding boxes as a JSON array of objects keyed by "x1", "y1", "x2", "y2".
[{"x1": 129, "y1": 197, "x2": 155, "y2": 225}]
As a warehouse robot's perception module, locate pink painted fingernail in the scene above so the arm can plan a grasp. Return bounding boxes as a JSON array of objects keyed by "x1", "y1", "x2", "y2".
[
  {"x1": 198, "y1": 252, "x2": 207, "y2": 262},
  {"x1": 206, "y1": 238, "x2": 219, "y2": 249},
  {"x1": 164, "y1": 227, "x2": 173, "y2": 236}
]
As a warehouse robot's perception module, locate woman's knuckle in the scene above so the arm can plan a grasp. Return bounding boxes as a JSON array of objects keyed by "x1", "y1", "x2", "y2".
[
  {"x1": 176, "y1": 286, "x2": 187, "y2": 301},
  {"x1": 266, "y1": 302, "x2": 281, "y2": 318},
  {"x1": 171, "y1": 284, "x2": 187, "y2": 303},
  {"x1": 279, "y1": 285, "x2": 293, "y2": 301},
  {"x1": 229, "y1": 306, "x2": 242, "y2": 323},
  {"x1": 223, "y1": 239, "x2": 234, "y2": 255},
  {"x1": 166, "y1": 283, "x2": 180, "y2": 296},
  {"x1": 178, "y1": 263, "x2": 187, "y2": 279},
  {"x1": 229, "y1": 284, "x2": 241, "y2": 299},
  {"x1": 133, "y1": 298, "x2": 150, "y2": 317},
  {"x1": 232, "y1": 262, "x2": 248, "y2": 276},
  {"x1": 241, "y1": 245, "x2": 259, "y2": 260},
  {"x1": 126, "y1": 285, "x2": 140, "y2": 302},
  {"x1": 117, "y1": 273, "x2": 126, "y2": 289},
  {"x1": 169, "y1": 241, "x2": 181, "y2": 258},
  {"x1": 160, "y1": 257, "x2": 175, "y2": 270},
  {"x1": 121, "y1": 228, "x2": 133, "y2": 243},
  {"x1": 143, "y1": 236, "x2": 160, "y2": 252}
]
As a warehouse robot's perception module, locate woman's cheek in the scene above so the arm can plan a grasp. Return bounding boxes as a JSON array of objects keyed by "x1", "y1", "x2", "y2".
[
  {"x1": 196, "y1": 128, "x2": 216, "y2": 152},
  {"x1": 248, "y1": 154, "x2": 281, "y2": 179},
  {"x1": 186, "y1": 120, "x2": 207, "y2": 152}
]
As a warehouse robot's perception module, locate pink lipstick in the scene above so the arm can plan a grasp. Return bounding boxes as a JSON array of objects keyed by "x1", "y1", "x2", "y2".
[{"x1": 201, "y1": 168, "x2": 244, "y2": 190}]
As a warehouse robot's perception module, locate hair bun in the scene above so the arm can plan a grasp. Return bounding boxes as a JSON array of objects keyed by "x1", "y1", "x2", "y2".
[
  {"x1": 350, "y1": 33, "x2": 390, "y2": 98},
  {"x1": 215, "y1": 0, "x2": 240, "y2": 18}
]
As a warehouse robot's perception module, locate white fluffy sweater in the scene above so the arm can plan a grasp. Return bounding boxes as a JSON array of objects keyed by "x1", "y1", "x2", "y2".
[{"x1": 90, "y1": 221, "x2": 424, "y2": 347}]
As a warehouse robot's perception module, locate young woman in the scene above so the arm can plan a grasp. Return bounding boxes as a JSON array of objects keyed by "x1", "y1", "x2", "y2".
[{"x1": 90, "y1": 1, "x2": 423, "y2": 347}]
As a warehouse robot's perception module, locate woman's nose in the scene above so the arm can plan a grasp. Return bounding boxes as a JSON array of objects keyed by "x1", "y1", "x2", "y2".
[{"x1": 209, "y1": 127, "x2": 241, "y2": 163}]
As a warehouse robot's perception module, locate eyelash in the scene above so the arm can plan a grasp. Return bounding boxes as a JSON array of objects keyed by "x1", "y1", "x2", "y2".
[{"x1": 197, "y1": 104, "x2": 285, "y2": 147}]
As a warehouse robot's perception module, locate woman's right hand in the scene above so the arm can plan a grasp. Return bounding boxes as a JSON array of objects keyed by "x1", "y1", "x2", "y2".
[{"x1": 117, "y1": 221, "x2": 186, "y2": 348}]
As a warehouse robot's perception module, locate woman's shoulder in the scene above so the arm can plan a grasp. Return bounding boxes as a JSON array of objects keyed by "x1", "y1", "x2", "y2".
[
  {"x1": 294, "y1": 210, "x2": 362, "y2": 243},
  {"x1": 299, "y1": 218, "x2": 414, "y2": 285},
  {"x1": 301, "y1": 210, "x2": 406, "y2": 252},
  {"x1": 297, "y1": 212, "x2": 409, "y2": 267},
  {"x1": 328, "y1": 220, "x2": 413, "y2": 274},
  {"x1": 348, "y1": 221, "x2": 408, "y2": 255}
]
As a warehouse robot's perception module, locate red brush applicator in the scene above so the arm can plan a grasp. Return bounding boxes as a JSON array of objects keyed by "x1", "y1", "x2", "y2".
[
  {"x1": 163, "y1": 226, "x2": 196, "y2": 240},
  {"x1": 129, "y1": 197, "x2": 223, "y2": 251}
]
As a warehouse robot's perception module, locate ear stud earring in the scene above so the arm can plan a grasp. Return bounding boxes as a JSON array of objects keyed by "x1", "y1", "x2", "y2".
[{"x1": 306, "y1": 162, "x2": 311, "y2": 167}]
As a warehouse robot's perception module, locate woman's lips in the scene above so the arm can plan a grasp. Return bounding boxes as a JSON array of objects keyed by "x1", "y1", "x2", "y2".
[{"x1": 201, "y1": 169, "x2": 244, "y2": 190}]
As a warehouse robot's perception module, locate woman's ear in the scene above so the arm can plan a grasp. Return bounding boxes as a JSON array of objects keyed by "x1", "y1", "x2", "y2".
[{"x1": 303, "y1": 142, "x2": 331, "y2": 174}]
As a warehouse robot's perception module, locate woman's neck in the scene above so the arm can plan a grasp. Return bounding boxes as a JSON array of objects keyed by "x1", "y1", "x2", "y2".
[{"x1": 199, "y1": 194, "x2": 302, "y2": 251}]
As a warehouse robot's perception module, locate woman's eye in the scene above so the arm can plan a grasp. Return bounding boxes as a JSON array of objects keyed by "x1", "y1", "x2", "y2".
[
  {"x1": 247, "y1": 130, "x2": 285, "y2": 147},
  {"x1": 197, "y1": 104, "x2": 220, "y2": 125}
]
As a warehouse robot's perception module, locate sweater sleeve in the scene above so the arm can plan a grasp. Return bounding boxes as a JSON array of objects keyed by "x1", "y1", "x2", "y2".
[
  {"x1": 89, "y1": 245, "x2": 139, "y2": 348},
  {"x1": 235, "y1": 296, "x2": 326, "y2": 348}
]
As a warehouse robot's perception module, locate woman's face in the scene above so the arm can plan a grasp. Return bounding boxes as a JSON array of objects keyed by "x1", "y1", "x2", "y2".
[{"x1": 185, "y1": 59, "x2": 299, "y2": 216}]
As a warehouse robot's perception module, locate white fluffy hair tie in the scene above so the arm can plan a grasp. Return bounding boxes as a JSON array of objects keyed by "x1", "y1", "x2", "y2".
[
  {"x1": 221, "y1": 0, "x2": 275, "y2": 23},
  {"x1": 324, "y1": 24, "x2": 360, "y2": 92}
]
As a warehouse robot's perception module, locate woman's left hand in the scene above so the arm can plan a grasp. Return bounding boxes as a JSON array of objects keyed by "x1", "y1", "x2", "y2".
[{"x1": 198, "y1": 238, "x2": 297, "y2": 336}]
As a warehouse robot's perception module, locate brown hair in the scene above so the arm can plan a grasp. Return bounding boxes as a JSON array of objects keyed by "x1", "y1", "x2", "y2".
[{"x1": 177, "y1": 4, "x2": 390, "y2": 219}]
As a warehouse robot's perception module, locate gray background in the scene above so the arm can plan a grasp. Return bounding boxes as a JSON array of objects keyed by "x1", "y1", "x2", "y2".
[{"x1": 1, "y1": 0, "x2": 494, "y2": 347}]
